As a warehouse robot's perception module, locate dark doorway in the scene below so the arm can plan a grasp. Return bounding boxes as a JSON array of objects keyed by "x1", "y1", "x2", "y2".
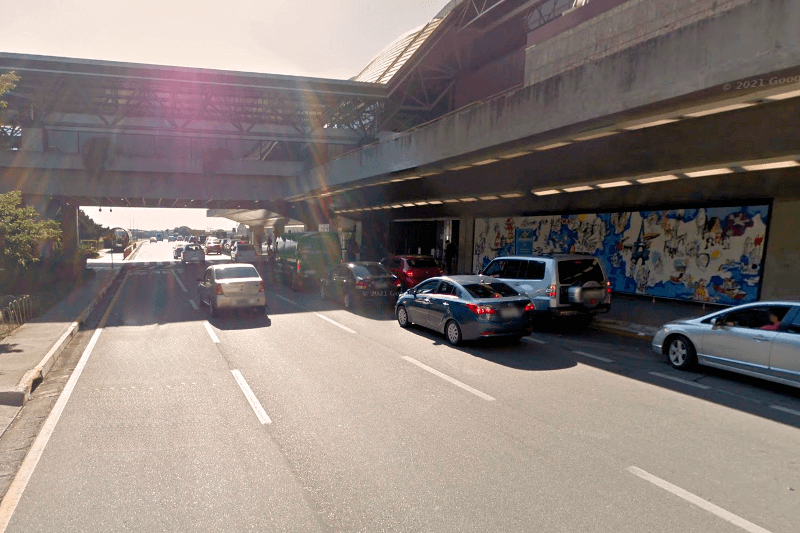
[{"x1": 389, "y1": 221, "x2": 439, "y2": 256}]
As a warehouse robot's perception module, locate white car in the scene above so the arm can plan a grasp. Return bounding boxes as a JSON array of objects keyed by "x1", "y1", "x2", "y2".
[
  {"x1": 172, "y1": 243, "x2": 185, "y2": 259},
  {"x1": 181, "y1": 244, "x2": 205, "y2": 264},
  {"x1": 150, "y1": 236, "x2": 157, "y2": 242},
  {"x1": 231, "y1": 242, "x2": 258, "y2": 263},
  {"x1": 197, "y1": 264, "x2": 267, "y2": 317}
]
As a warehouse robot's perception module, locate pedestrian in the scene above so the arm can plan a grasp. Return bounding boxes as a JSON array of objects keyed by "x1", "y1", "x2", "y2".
[
  {"x1": 346, "y1": 235, "x2": 360, "y2": 261},
  {"x1": 266, "y1": 234, "x2": 272, "y2": 252},
  {"x1": 445, "y1": 239, "x2": 457, "y2": 274}
]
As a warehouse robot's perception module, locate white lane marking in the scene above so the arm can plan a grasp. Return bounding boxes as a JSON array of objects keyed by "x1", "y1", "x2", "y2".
[
  {"x1": 627, "y1": 466, "x2": 772, "y2": 533},
  {"x1": 523, "y1": 337, "x2": 549, "y2": 345},
  {"x1": 171, "y1": 270, "x2": 187, "y2": 293},
  {"x1": 402, "y1": 356, "x2": 495, "y2": 401},
  {"x1": 573, "y1": 350, "x2": 614, "y2": 363},
  {"x1": 203, "y1": 320, "x2": 220, "y2": 344},
  {"x1": 188, "y1": 299, "x2": 199, "y2": 311},
  {"x1": 231, "y1": 370, "x2": 271, "y2": 424},
  {"x1": 314, "y1": 313, "x2": 356, "y2": 334},
  {"x1": 276, "y1": 294, "x2": 301, "y2": 307},
  {"x1": 649, "y1": 371, "x2": 710, "y2": 390},
  {"x1": 0, "y1": 270, "x2": 130, "y2": 533},
  {"x1": 770, "y1": 405, "x2": 800, "y2": 417}
]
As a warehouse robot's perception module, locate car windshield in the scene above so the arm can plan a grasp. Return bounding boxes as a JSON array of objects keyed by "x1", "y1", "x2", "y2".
[
  {"x1": 351, "y1": 264, "x2": 392, "y2": 278},
  {"x1": 215, "y1": 266, "x2": 259, "y2": 279},
  {"x1": 557, "y1": 259, "x2": 605, "y2": 285},
  {"x1": 462, "y1": 282, "x2": 519, "y2": 298},
  {"x1": 408, "y1": 258, "x2": 439, "y2": 268}
]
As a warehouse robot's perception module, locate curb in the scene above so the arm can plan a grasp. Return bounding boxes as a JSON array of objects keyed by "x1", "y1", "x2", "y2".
[
  {"x1": 590, "y1": 319, "x2": 658, "y2": 341},
  {"x1": 0, "y1": 267, "x2": 125, "y2": 407}
]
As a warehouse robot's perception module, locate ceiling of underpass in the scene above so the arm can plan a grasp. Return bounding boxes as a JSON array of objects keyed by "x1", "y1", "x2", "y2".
[{"x1": 294, "y1": 96, "x2": 800, "y2": 222}]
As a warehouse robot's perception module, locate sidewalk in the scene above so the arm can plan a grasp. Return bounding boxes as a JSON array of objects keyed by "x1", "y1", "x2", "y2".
[
  {"x1": 0, "y1": 266, "x2": 123, "y2": 438},
  {"x1": 591, "y1": 292, "x2": 725, "y2": 339}
]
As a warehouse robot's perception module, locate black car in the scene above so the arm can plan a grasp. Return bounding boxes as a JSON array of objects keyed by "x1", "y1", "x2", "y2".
[{"x1": 320, "y1": 262, "x2": 401, "y2": 309}]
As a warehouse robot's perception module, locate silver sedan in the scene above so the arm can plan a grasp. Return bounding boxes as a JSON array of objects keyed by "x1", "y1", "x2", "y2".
[
  {"x1": 652, "y1": 301, "x2": 800, "y2": 389},
  {"x1": 197, "y1": 264, "x2": 267, "y2": 317}
]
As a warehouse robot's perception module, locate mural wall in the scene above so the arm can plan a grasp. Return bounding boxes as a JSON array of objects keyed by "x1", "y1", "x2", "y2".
[{"x1": 472, "y1": 205, "x2": 770, "y2": 305}]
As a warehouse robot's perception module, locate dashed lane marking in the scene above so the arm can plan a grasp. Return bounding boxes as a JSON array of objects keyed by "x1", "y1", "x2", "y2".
[
  {"x1": 172, "y1": 270, "x2": 187, "y2": 293},
  {"x1": 402, "y1": 356, "x2": 496, "y2": 401},
  {"x1": 649, "y1": 371, "x2": 711, "y2": 390},
  {"x1": 314, "y1": 313, "x2": 356, "y2": 334},
  {"x1": 523, "y1": 337, "x2": 549, "y2": 345},
  {"x1": 573, "y1": 350, "x2": 614, "y2": 363},
  {"x1": 189, "y1": 299, "x2": 199, "y2": 311},
  {"x1": 203, "y1": 320, "x2": 220, "y2": 344},
  {"x1": 770, "y1": 405, "x2": 800, "y2": 417},
  {"x1": 231, "y1": 370, "x2": 272, "y2": 424},
  {"x1": 627, "y1": 466, "x2": 772, "y2": 533}
]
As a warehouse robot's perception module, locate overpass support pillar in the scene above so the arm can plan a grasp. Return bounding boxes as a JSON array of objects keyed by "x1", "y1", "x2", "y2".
[{"x1": 248, "y1": 225, "x2": 265, "y2": 249}]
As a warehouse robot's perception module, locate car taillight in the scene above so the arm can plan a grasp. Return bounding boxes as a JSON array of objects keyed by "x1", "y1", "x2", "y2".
[
  {"x1": 354, "y1": 281, "x2": 368, "y2": 289},
  {"x1": 547, "y1": 284, "x2": 557, "y2": 298},
  {"x1": 215, "y1": 284, "x2": 224, "y2": 295},
  {"x1": 466, "y1": 303, "x2": 497, "y2": 315},
  {"x1": 405, "y1": 271, "x2": 414, "y2": 277},
  {"x1": 297, "y1": 260, "x2": 302, "y2": 272},
  {"x1": 524, "y1": 302, "x2": 535, "y2": 312},
  {"x1": 606, "y1": 281, "x2": 612, "y2": 294},
  {"x1": 258, "y1": 281, "x2": 265, "y2": 293}
]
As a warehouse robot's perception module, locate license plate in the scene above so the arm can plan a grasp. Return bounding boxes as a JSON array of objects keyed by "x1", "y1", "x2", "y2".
[{"x1": 500, "y1": 307, "x2": 522, "y2": 318}]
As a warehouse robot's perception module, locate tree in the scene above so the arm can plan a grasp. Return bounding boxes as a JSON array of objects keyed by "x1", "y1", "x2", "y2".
[
  {"x1": 0, "y1": 191, "x2": 61, "y2": 275},
  {"x1": 78, "y1": 209, "x2": 110, "y2": 240},
  {"x1": 173, "y1": 226, "x2": 194, "y2": 236},
  {"x1": 0, "y1": 71, "x2": 18, "y2": 109}
]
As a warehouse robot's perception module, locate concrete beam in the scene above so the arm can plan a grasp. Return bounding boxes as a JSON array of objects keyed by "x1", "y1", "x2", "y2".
[{"x1": 295, "y1": 0, "x2": 800, "y2": 196}]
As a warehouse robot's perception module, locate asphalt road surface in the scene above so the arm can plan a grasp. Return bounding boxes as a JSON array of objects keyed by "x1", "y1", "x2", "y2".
[{"x1": 1, "y1": 241, "x2": 799, "y2": 532}]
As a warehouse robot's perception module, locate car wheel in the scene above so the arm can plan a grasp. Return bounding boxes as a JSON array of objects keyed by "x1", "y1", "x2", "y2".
[
  {"x1": 343, "y1": 292, "x2": 353, "y2": 309},
  {"x1": 445, "y1": 320, "x2": 462, "y2": 346},
  {"x1": 666, "y1": 335, "x2": 696, "y2": 369},
  {"x1": 210, "y1": 300, "x2": 220, "y2": 318},
  {"x1": 396, "y1": 305, "x2": 410, "y2": 328}
]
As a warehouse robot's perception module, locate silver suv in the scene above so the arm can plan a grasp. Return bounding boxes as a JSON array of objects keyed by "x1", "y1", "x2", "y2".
[{"x1": 478, "y1": 254, "x2": 611, "y2": 319}]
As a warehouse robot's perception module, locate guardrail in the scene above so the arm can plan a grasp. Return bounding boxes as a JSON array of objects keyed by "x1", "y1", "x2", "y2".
[{"x1": 0, "y1": 294, "x2": 32, "y2": 336}]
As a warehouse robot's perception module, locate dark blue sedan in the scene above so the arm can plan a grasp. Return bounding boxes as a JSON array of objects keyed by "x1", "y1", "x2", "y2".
[{"x1": 395, "y1": 275, "x2": 536, "y2": 345}]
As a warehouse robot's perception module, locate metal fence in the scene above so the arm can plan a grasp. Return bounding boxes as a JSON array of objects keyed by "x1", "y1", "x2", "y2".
[{"x1": 0, "y1": 294, "x2": 32, "y2": 336}]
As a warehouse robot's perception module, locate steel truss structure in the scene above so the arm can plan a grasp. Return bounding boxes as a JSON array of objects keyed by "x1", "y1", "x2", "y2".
[{"x1": 0, "y1": 53, "x2": 387, "y2": 163}]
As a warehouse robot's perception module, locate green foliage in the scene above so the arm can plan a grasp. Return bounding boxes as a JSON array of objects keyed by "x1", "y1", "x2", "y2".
[
  {"x1": 79, "y1": 242, "x2": 100, "y2": 259},
  {"x1": 0, "y1": 71, "x2": 18, "y2": 109},
  {"x1": 0, "y1": 191, "x2": 61, "y2": 274},
  {"x1": 78, "y1": 209, "x2": 110, "y2": 240},
  {"x1": 173, "y1": 226, "x2": 194, "y2": 236}
]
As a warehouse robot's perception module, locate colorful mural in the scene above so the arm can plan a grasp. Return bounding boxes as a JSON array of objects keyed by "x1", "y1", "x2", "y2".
[{"x1": 472, "y1": 205, "x2": 770, "y2": 305}]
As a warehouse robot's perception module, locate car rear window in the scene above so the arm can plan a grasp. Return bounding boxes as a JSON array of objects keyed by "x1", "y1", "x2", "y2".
[
  {"x1": 215, "y1": 266, "x2": 259, "y2": 279},
  {"x1": 557, "y1": 259, "x2": 605, "y2": 285},
  {"x1": 408, "y1": 258, "x2": 439, "y2": 268},
  {"x1": 463, "y1": 282, "x2": 519, "y2": 298},
  {"x1": 185, "y1": 244, "x2": 202, "y2": 251},
  {"x1": 236, "y1": 244, "x2": 255, "y2": 251},
  {"x1": 351, "y1": 264, "x2": 392, "y2": 278}
]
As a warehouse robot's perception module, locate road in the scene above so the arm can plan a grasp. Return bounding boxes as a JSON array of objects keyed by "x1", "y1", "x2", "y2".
[{"x1": 1, "y1": 240, "x2": 799, "y2": 532}]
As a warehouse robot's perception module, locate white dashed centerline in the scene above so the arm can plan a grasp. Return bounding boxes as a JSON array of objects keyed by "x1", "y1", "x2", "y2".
[
  {"x1": 231, "y1": 370, "x2": 272, "y2": 424},
  {"x1": 171, "y1": 270, "x2": 187, "y2": 293},
  {"x1": 202, "y1": 320, "x2": 220, "y2": 344},
  {"x1": 314, "y1": 313, "x2": 356, "y2": 333},
  {"x1": 276, "y1": 294, "x2": 301, "y2": 307},
  {"x1": 649, "y1": 371, "x2": 710, "y2": 390},
  {"x1": 188, "y1": 299, "x2": 199, "y2": 311},
  {"x1": 573, "y1": 350, "x2": 614, "y2": 363},
  {"x1": 627, "y1": 466, "x2": 772, "y2": 533},
  {"x1": 402, "y1": 356, "x2": 495, "y2": 401},
  {"x1": 523, "y1": 337, "x2": 549, "y2": 345}
]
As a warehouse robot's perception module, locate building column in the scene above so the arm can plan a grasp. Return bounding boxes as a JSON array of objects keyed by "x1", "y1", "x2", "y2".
[{"x1": 248, "y1": 225, "x2": 265, "y2": 250}]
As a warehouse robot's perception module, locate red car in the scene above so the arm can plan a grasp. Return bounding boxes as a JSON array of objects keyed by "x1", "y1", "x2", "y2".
[{"x1": 382, "y1": 255, "x2": 444, "y2": 290}]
